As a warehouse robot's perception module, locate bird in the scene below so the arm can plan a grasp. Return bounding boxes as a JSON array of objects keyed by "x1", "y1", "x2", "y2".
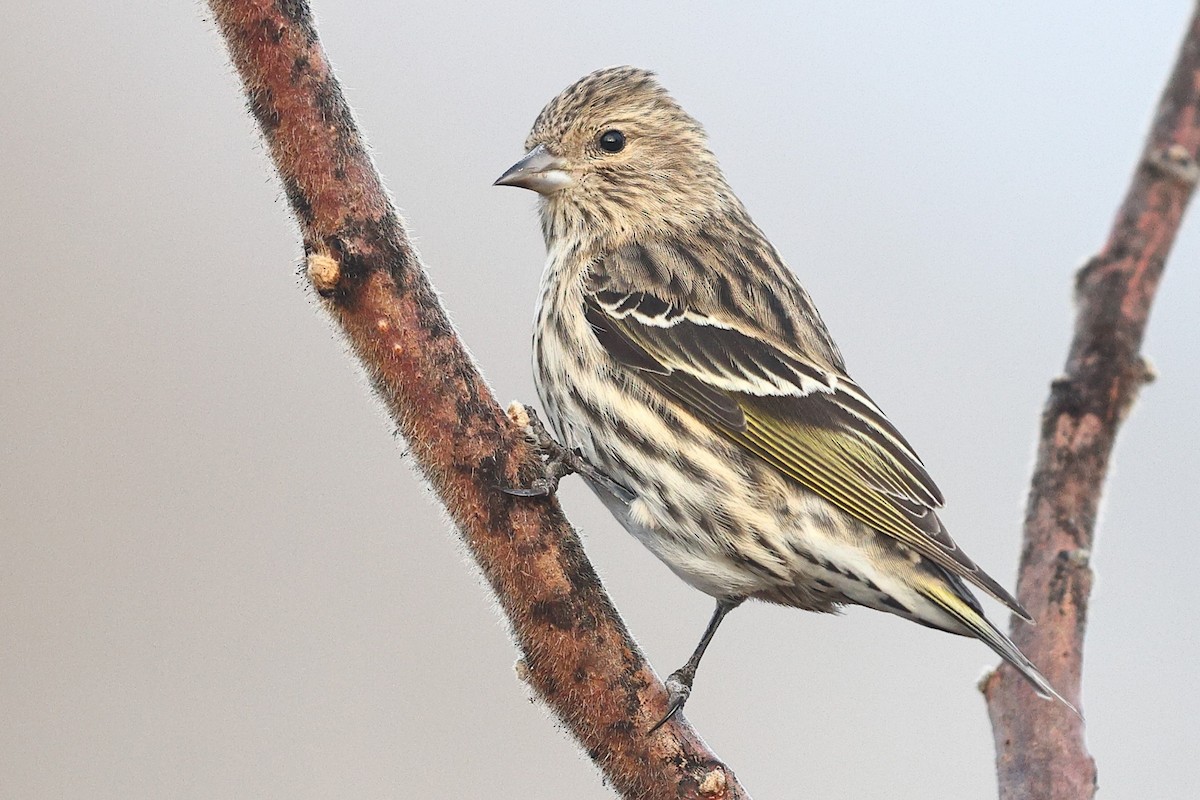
[{"x1": 494, "y1": 65, "x2": 1071, "y2": 728}]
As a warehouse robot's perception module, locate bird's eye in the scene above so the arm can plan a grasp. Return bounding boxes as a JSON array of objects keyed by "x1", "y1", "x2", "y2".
[{"x1": 598, "y1": 130, "x2": 626, "y2": 153}]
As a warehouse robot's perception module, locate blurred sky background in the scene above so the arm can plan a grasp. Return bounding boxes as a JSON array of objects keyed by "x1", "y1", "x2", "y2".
[{"x1": 3, "y1": 2, "x2": 1198, "y2": 797}]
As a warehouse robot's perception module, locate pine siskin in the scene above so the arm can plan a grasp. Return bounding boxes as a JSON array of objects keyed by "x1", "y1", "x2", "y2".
[{"x1": 496, "y1": 66, "x2": 1071, "y2": 726}]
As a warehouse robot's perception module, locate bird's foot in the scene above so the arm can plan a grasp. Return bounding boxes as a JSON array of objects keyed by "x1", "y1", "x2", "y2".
[
  {"x1": 500, "y1": 402, "x2": 634, "y2": 502},
  {"x1": 648, "y1": 667, "x2": 695, "y2": 734},
  {"x1": 499, "y1": 402, "x2": 584, "y2": 497}
]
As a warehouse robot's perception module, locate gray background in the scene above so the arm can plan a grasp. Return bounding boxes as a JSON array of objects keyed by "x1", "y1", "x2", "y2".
[{"x1": 3, "y1": 1, "x2": 1197, "y2": 797}]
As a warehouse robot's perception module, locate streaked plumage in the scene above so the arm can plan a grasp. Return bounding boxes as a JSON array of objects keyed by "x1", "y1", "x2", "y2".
[{"x1": 497, "y1": 66, "x2": 1070, "y2": 718}]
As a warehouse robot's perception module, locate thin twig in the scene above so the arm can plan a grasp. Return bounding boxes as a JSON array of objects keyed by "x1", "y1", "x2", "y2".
[
  {"x1": 981, "y1": 7, "x2": 1200, "y2": 799},
  {"x1": 207, "y1": 1, "x2": 749, "y2": 798}
]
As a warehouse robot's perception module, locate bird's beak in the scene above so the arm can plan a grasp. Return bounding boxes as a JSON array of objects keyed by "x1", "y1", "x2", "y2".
[{"x1": 494, "y1": 144, "x2": 573, "y2": 194}]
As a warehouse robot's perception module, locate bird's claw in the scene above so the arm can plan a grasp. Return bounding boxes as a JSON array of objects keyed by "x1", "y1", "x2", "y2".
[
  {"x1": 648, "y1": 670, "x2": 694, "y2": 734},
  {"x1": 497, "y1": 406, "x2": 577, "y2": 496},
  {"x1": 499, "y1": 480, "x2": 556, "y2": 498},
  {"x1": 500, "y1": 403, "x2": 635, "y2": 503},
  {"x1": 498, "y1": 467, "x2": 569, "y2": 498}
]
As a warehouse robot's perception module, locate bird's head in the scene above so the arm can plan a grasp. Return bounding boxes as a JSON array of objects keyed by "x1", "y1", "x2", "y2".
[{"x1": 496, "y1": 66, "x2": 731, "y2": 245}]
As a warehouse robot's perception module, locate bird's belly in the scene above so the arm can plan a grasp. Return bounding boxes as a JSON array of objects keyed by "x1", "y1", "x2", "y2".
[
  {"x1": 536, "y1": 362, "x2": 854, "y2": 608},
  {"x1": 535, "y1": 354, "x2": 763, "y2": 595},
  {"x1": 585, "y1": 477, "x2": 771, "y2": 599}
]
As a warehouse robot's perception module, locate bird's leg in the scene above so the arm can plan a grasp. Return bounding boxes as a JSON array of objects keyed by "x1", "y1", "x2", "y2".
[
  {"x1": 649, "y1": 597, "x2": 744, "y2": 734},
  {"x1": 500, "y1": 403, "x2": 634, "y2": 502}
]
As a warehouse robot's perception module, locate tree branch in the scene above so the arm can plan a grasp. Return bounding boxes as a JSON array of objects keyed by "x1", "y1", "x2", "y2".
[
  {"x1": 207, "y1": 1, "x2": 748, "y2": 797},
  {"x1": 982, "y1": 7, "x2": 1200, "y2": 798}
]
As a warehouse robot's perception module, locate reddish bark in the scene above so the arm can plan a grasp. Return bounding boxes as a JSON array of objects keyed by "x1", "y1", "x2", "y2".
[
  {"x1": 208, "y1": 1, "x2": 748, "y2": 798},
  {"x1": 981, "y1": 8, "x2": 1200, "y2": 800}
]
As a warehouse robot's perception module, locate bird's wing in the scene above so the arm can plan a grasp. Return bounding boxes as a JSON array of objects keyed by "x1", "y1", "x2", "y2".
[{"x1": 585, "y1": 240, "x2": 1029, "y2": 619}]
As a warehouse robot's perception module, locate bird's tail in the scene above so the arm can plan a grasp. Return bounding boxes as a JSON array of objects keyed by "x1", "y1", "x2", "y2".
[{"x1": 918, "y1": 580, "x2": 1078, "y2": 715}]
